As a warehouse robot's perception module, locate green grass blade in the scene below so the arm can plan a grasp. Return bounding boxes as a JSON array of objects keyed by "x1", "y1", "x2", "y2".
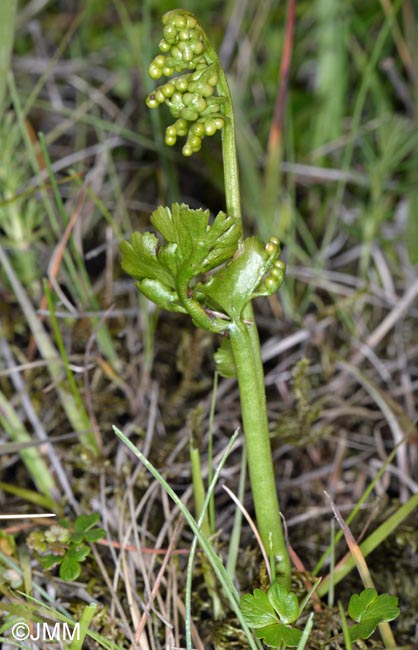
[
  {"x1": 69, "y1": 603, "x2": 97, "y2": 650},
  {"x1": 44, "y1": 282, "x2": 99, "y2": 454},
  {"x1": 0, "y1": 390, "x2": 56, "y2": 501},
  {"x1": 113, "y1": 425, "x2": 261, "y2": 650},
  {"x1": 0, "y1": 244, "x2": 94, "y2": 452},
  {"x1": 318, "y1": 491, "x2": 418, "y2": 597},
  {"x1": 0, "y1": 0, "x2": 17, "y2": 117},
  {"x1": 0, "y1": 481, "x2": 56, "y2": 512},
  {"x1": 296, "y1": 612, "x2": 314, "y2": 650}
]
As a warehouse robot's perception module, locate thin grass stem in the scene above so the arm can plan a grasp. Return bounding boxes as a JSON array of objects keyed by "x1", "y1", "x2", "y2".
[{"x1": 0, "y1": 0, "x2": 17, "y2": 117}]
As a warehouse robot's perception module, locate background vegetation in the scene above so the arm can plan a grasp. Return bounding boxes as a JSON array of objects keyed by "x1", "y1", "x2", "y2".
[{"x1": 0, "y1": 1, "x2": 417, "y2": 648}]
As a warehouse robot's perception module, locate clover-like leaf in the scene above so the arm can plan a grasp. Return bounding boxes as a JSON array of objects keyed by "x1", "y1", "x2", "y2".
[
  {"x1": 73, "y1": 513, "x2": 100, "y2": 534},
  {"x1": 41, "y1": 554, "x2": 61, "y2": 570},
  {"x1": 348, "y1": 589, "x2": 400, "y2": 641},
  {"x1": 240, "y1": 589, "x2": 278, "y2": 628},
  {"x1": 66, "y1": 544, "x2": 90, "y2": 563},
  {"x1": 268, "y1": 583, "x2": 300, "y2": 625},
  {"x1": 59, "y1": 556, "x2": 81, "y2": 582},
  {"x1": 255, "y1": 623, "x2": 303, "y2": 647},
  {"x1": 83, "y1": 528, "x2": 106, "y2": 543}
]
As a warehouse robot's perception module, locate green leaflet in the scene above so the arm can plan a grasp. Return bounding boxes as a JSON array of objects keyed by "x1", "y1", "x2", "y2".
[
  {"x1": 150, "y1": 203, "x2": 240, "y2": 272},
  {"x1": 348, "y1": 588, "x2": 400, "y2": 641},
  {"x1": 240, "y1": 585, "x2": 302, "y2": 648},
  {"x1": 199, "y1": 236, "x2": 283, "y2": 322},
  {"x1": 268, "y1": 583, "x2": 300, "y2": 625},
  {"x1": 255, "y1": 623, "x2": 302, "y2": 647},
  {"x1": 240, "y1": 589, "x2": 278, "y2": 628},
  {"x1": 120, "y1": 203, "x2": 284, "y2": 332},
  {"x1": 120, "y1": 231, "x2": 174, "y2": 288},
  {"x1": 137, "y1": 278, "x2": 186, "y2": 314}
]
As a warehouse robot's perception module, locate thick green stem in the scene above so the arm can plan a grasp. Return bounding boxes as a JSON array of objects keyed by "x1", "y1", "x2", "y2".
[
  {"x1": 215, "y1": 57, "x2": 291, "y2": 587},
  {"x1": 229, "y1": 323, "x2": 291, "y2": 587},
  {"x1": 214, "y1": 67, "x2": 243, "y2": 244}
]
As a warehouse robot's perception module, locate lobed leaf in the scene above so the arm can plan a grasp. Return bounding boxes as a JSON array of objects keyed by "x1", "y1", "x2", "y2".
[
  {"x1": 199, "y1": 237, "x2": 271, "y2": 322},
  {"x1": 67, "y1": 545, "x2": 91, "y2": 562},
  {"x1": 348, "y1": 589, "x2": 400, "y2": 641},
  {"x1": 240, "y1": 589, "x2": 278, "y2": 628},
  {"x1": 348, "y1": 589, "x2": 399, "y2": 624},
  {"x1": 268, "y1": 583, "x2": 300, "y2": 625},
  {"x1": 59, "y1": 557, "x2": 81, "y2": 582},
  {"x1": 73, "y1": 513, "x2": 100, "y2": 534},
  {"x1": 255, "y1": 623, "x2": 303, "y2": 647},
  {"x1": 150, "y1": 202, "x2": 240, "y2": 272},
  {"x1": 136, "y1": 278, "x2": 186, "y2": 314},
  {"x1": 83, "y1": 528, "x2": 106, "y2": 543},
  {"x1": 120, "y1": 232, "x2": 174, "y2": 288},
  {"x1": 41, "y1": 554, "x2": 61, "y2": 570}
]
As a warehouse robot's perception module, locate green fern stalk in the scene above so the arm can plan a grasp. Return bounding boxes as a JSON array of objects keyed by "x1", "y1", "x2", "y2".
[{"x1": 121, "y1": 9, "x2": 291, "y2": 587}]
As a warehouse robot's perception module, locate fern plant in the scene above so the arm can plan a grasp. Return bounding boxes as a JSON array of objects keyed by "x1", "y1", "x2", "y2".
[{"x1": 121, "y1": 7, "x2": 290, "y2": 587}]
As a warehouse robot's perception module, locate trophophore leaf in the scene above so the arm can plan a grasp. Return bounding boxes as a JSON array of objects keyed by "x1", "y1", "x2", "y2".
[
  {"x1": 121, "y1": 203, "x2": 242, "y2": 326},
  {"x1": 199, "y1": 237, "x2": 271, "y2": 322},
  {"x1": 150, "y1": 202, "x2": 240, "y2": 272},
  {"x1": 120, "y1": 231, "x2": 174, "y2": 288}
]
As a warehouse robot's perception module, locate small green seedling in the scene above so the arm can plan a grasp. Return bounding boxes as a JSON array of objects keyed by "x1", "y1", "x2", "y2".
[
  {"x1": 27, "y1": 513, "x2": 105, "y2": 581},
  {"x1": 121, "y1": 6, "x2": 291, "y2": 588},
  {"x1": 240, "y1": 584, "x2": 302, "y2": 647},
  {"x1": 347, "y1": 588, "x2": 400, "y2": 642},
  {"x1": 241, "y1": 586, "x2": 400, "y2": 648}
]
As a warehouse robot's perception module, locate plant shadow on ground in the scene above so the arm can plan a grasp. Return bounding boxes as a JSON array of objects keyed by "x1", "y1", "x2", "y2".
[{"x1": 0, "y1": 1, "x2": 417, "y2": 649}]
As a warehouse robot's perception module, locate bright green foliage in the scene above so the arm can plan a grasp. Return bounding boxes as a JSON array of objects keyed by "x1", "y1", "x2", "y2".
[
  {"x1": 198, "y1": 236, "x2": 285, "y2": 323},
  {"x1": 347, "y1": 588, "x2": 400, "y2": 642},
  {"x1": 240, "y1": 584, "x2": 302, "y2": 647},
  {"x1": 27, "y1": 513, "x2": 105, "y2": 582},
  {"x1": 126, "y1": 8, "x2": 292, "y2": 586},
  {"x1": 146, "y1": 9, "x2": 226, "y2": 155},
  {"x1": 120, "y1": 203, "x2": 285, "y2": 333},
  {"x1": 151, "y1": 203, "x2": 239, "y2": 272},
  {"x1": 268, "y1": 583, "x2": 300, "y2": 625},
  {"x1": 55, "y1": 545, "x2": 91, "y2": 582},
  {"x1": 241, "y1": 585, "x2": 400, "y2": 647}
]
